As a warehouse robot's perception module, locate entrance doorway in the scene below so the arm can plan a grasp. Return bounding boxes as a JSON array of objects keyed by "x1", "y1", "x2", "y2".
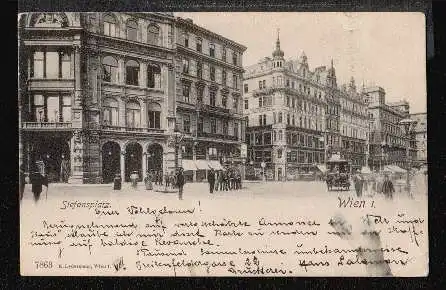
[
  {"x1": 278, "y1": 167, "x2": 282, "y2": 181},
  {"x1": 31, "y1": 137, "x2": 70, "y2": 182},
  {"x1": 102, "y1": 141, "x2": 121, "y2": 183},
  {"x1": 125, "y1": 142, "x2": 142, "y2": 181},
  {"x1": 147, "y1": 143, "x2": 163, "y2": 174}
]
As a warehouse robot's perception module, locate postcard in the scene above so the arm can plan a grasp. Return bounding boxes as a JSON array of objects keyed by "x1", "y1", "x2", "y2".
[{"x1": 19, "y1": 12, "x2": 427, "y2": 276}]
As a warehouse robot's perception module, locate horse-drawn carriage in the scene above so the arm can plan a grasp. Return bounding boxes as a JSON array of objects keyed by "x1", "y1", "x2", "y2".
[{"x1": 325, "y1": 157, "x2": 350, "y2": 191}]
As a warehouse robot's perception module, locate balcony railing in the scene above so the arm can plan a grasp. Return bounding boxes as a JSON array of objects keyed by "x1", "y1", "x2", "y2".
[
  {"x1": 101, "y1": 125, "x2": 164, "y2": 134},
  {"x1": 22, "y1": 122, "x2": 72, "y2": 129},
  {"x1": 199, "y1": 104, "x2": 230, "y2": 115},
  {"x1": 197, "y1": 131, "x2": 238, "y2": 141}
]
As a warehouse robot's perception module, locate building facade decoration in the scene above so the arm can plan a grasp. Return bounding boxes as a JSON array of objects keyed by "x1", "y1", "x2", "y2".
[{"x1": 19, "y1": 12, "x2": 245, "y2": 184}]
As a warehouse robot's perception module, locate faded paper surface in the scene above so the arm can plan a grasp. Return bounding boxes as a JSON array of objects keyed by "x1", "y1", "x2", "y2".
[{"x1": 20, "y1": 181, "x2": 428, "y2": 276}]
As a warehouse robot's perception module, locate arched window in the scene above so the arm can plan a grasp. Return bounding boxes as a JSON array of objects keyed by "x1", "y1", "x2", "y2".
[
  {"x1": 125, "y1": 60, "x2": 139, "y2": 86},
  {"x1": 278, "y1": 130, "x2": 283, "y2": 141},
  {"x1": 147, "y1": 64, "x2": 161, "y2": 88},
  {"x1": 102, "y1": 56, "x2": 118, "y2": 83},
  {"x1": 102, "y1": 98, "x2": 119, "y2": 126},
  {"x1": 103, "y1": 14, "x2": 117, "y2": 37},
  {"x1": 148, "y1": 102, "x2": 161, "y2": 129},
  {"x1": 126, "y1": 101, "x2": 141, "y2": 128},
  {"x1": 126, "y1": 19, "x2": 138, "y2": 41},
  {"x1": 147, "y1": 24, "x2": 160, "y2": 45}
]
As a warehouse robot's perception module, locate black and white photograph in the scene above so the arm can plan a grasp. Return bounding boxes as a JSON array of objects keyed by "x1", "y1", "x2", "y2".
[{"x1": 18, "y1": 12, "x2": 428, "y2": 277}]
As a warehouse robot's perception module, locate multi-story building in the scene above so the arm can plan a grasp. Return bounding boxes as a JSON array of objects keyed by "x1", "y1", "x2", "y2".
[
  {"x1": 18, "y1": 12, "x2": 245, "y2": 184},
  {"x1": 339, "y1": 78, "x2": 369, "y2": 171},
  {"x1": 410, "y1": 112, "x2": 427, "y2": 166},
  {"x1": 243, "y1": 34, "x2": 332, "y2": 181},
  {"x1": 364, "y1": 88, "x2": 416, "y2": 170},
  {"x1": 174, "y1": 17, "x2": 247, "y2": 182}
]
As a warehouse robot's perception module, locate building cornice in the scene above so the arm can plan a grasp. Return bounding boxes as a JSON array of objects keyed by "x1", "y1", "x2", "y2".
[
  {"x1": 176, "y1": 17, "x2": 247, "y2": 52},
  {"x1": 177, "y1": 45, "x2": 245, "y2": 73}
]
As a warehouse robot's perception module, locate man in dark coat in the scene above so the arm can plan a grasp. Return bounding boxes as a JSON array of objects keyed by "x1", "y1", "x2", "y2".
[
  {"x1": 30, "y1": 165, "x2": 45, "y2": 203},
  {"x1": 352, "y1": 171, "x2": 363, "y2": 197},
  {"x1": 382, "y1": 174, "x2": 395, "y2": 200},
  {"x1": 176, "y1": 168, "x2": 185, "y2": 200},
  {"x1": 208, "y1": 168, "x2": 215, "y2": 194}
]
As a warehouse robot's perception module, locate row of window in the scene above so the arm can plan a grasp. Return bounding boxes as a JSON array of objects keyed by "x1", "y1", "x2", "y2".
[
  {"x1": 256, "y1": 112, "x2": 324, "y2": 130},
  {"x1": 341, "y1": 140, "x2": 365, "y2": 153},
  {"x1": 31, "y1": 50, "x2": 71, "y2": 79},
  {"x1": 101, "y1": 56, "x2": 162, "y2": 88},
  {"x1": 341, "y1": 125, "x2": 367, "y2": 140},
  {"x1": 182, "y1": 83, "x2": 239, "y2": 110},
  {"x1": 103, "y1": 14, "x2": 169, "y2": 46},
  {"x1": 179, "y1": 115, "x2": 239, "y2": 137},
  {"x1": 246, "y1": 131, "x2": 323, "y2": 149},
  {"x1": 102, "y1": 98, "x2": 162, "y2": 129},
  {"x1": 182, "y1": 58, "x2": 239, "y2": 89},
  {"x1": 248, "y1": 149, "x2": 323, "y2": 164},
  {"x1": 31, "y1": 94, "x2": 71, "y2": 122},
  {"x1": 182, "y1": 32, "x2": 239, "y2": 66}
]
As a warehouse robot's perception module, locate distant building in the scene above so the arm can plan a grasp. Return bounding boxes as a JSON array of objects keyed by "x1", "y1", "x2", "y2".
[
  {"x1": 410, "y1": 112, "x2": 427, "y2": 165},
  {"x1": 243, "y1": 33, "x2": 341, "y2": 181},
  {"x1": 364, "y1": 88, "x2": 416, "y2": 169}
]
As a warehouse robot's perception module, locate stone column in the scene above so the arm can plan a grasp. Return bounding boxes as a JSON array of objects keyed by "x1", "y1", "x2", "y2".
[
  {"x1": 142, "y1": 150, "x2": 147, "y2": 178},
  {"x1": 140, "y1": 99, "x2": 147, "y2": 129},
  {"x1": 120, "y1": 149, "x2": 125, "y2": 182},
  {"x1": 118, "y1": 58, "x2": 125, "y2": 85},
  {"x1": 118, "y1": 98, "x2": 126, "y2": 128},
  {"x1": 140, "y1": 62, "x2": 147, "y2": 88},
  {"x1": 69, "y1": 43, "x2": 85, "y2": 184}
]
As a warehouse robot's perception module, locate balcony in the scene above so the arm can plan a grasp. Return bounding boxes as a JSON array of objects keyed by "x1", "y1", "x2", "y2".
[
  {"x1": 199, "y1": 104, "x2": 230, "y2": 116},
  {"x1": 27, "y1": 78, "x2": 75, "y2": 91},
  {"x1": 197, "y1": 131, "x2": 238, "y2": 141},
  {"x1": 101, "y1": 125, "x2": 165, "y2": 134},
  {"x1": 22, "y1": 122, "x2": 72, "y2": 130}
]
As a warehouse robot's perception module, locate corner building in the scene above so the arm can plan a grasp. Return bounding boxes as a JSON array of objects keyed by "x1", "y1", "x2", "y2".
[
  {"x1": 243, "y1": 35, "x2": 337, "y2": 181},
  {"x1": 174, "y1": 17, "x2": 247, "y2": 182},
  {"x1": 18, "y1": 12, "x2": 245, "y2": 183}
]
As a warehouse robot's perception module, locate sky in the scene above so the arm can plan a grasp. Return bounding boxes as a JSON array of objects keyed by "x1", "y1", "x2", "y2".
[{"x1": 176, "y1": 12, "x2": 426, "y2": 114}]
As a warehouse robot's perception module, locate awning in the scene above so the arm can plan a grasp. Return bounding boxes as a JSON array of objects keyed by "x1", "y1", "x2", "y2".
[
  {"x1": 316, "y1": 165, "x2": 327, "y2": 173},
  {"x1": 194, "y1": 160, "x2": 211, "y2": 170},
  {"x1": 360, "y1": 166, "x2": 372, "y2": 174},
  {"x1": 182, "y1": 159, "x2": 197, "y2": 171},
  {"x1": 208, "y1": 160, "x2": 224, "y2": 170}
]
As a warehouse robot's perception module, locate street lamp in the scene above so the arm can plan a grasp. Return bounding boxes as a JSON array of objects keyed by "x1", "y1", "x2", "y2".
[
  {"x1": 171, "y1": 125, "x2": 184, "y2": 172},
  {"x1": 399, "y1": 118, "x2": 418, "y2": 198}
]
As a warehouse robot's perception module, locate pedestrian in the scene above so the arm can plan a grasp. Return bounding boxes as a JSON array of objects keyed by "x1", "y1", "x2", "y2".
[
  {"x1": 169, "y1": 171, "x2": 176, "y2": 189},
  {"x1": 176, "y1": 167, "x2": 185, "y2": 200},
  {"x1": 208, "y1": 168, "x2": 215, "y2": 194},
  {"x1": 130, "y1": 171, "x2": 138, "y2": 189},
  {"x1": 165, "y1": 172, "x2": 170, "y2": 188},
  {"x1": 30, "y1": 165, "x2": 44, "y2": 203},
  {"x1": 144, "y1": 171, "x2": 152, "y2": 190},
  {"x1": 113, "y1": 173, "x2": 122, "y2": 190},
  {"x1": 218, "y1": 170, "x2": 224, "y2": 191},
  {"x1": 352, "y1": 171, "x2": 363, "y2": 198},
  {"x1": 214, "y1": 171, "x2": 219, "y2": 192},
  {"x1": 223, "y1": 170, "x2": 229, "y2": 191},
  {"x1": 60, "y1": 155, "x2": 70, "y2": 183},
  {"x1": 19, "y1": 163, "x2": 25, "y2": 201},
  {"x1": 382, "y1": 174, "x2": 395, "y2": 200}
]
